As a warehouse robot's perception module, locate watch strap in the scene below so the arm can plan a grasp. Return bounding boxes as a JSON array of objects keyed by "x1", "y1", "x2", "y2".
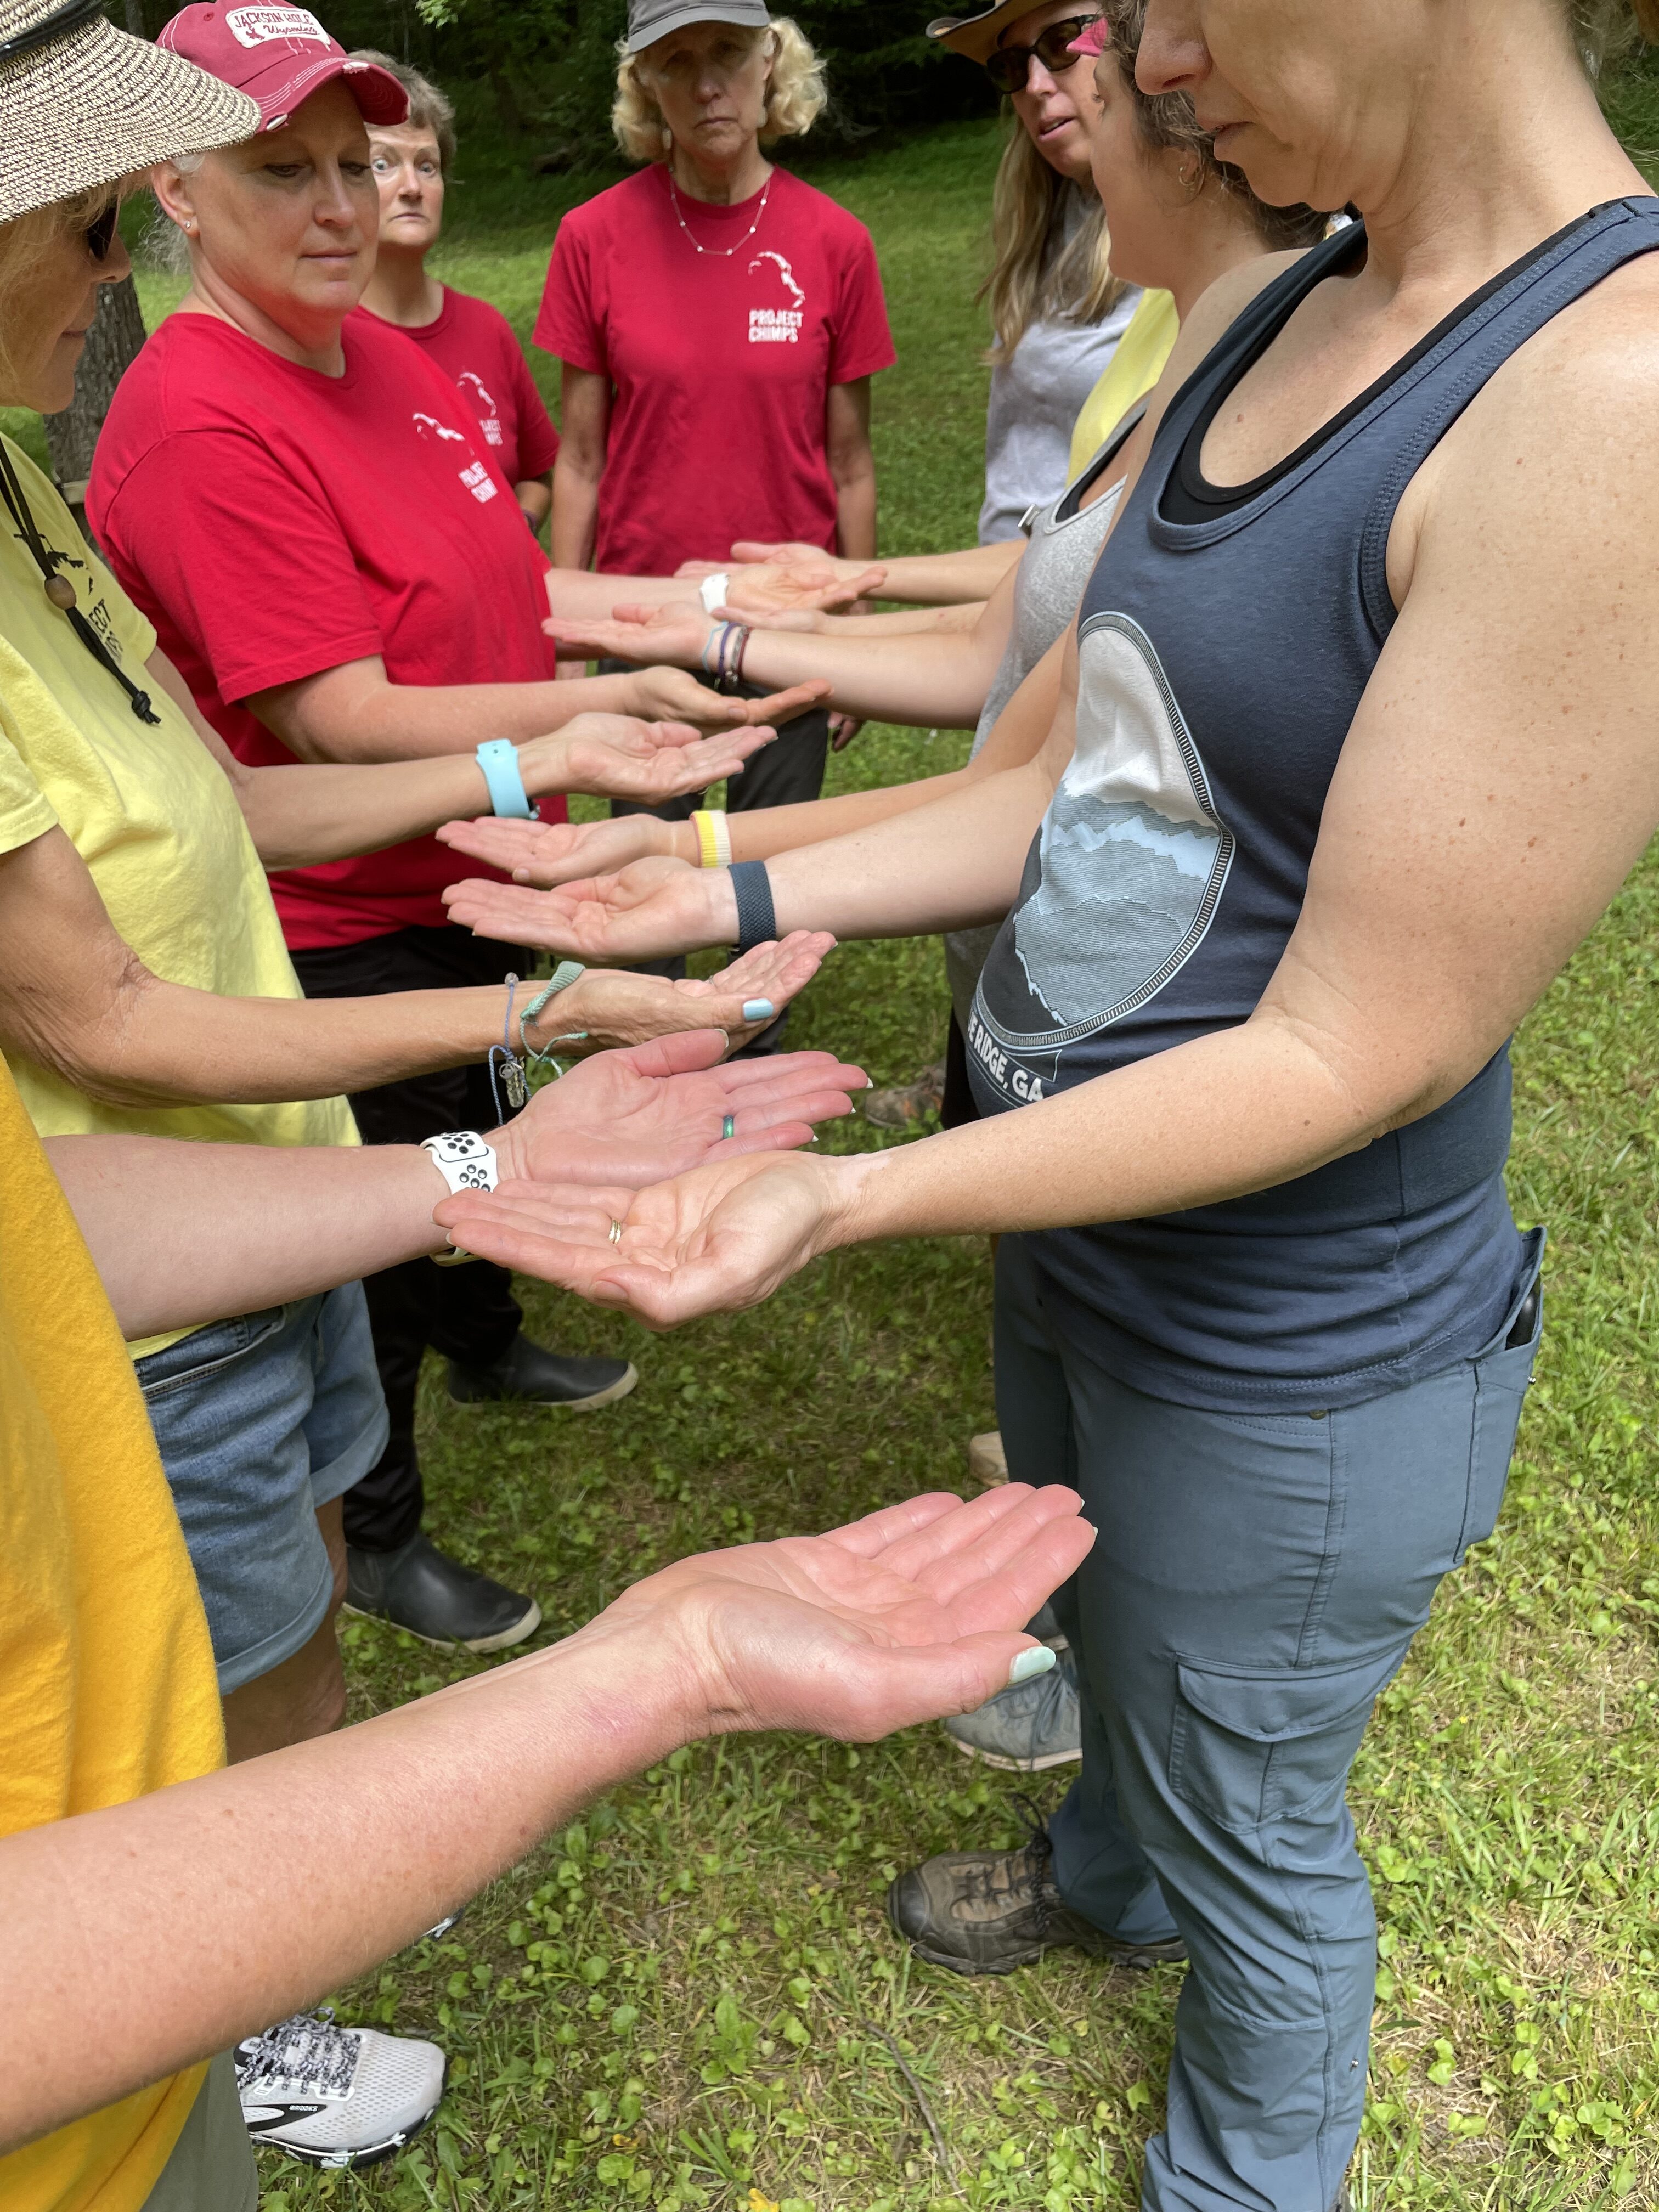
[
  {"x1": 474, "y1": 738, "x2": 533, "y2": 819},
  {"x1": 420, "y1": 1130, "x2": 500, "y2": 1194},
  {"x1": 729, "y1": 859, "x2": 777, "y2": 956}
]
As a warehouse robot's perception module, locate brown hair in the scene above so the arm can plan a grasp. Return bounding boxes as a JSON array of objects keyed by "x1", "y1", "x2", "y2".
[
  {"x1": 1101, "y1": 0, "x2": 1330, "y2": 250},
  {"x1": 349, "y1": 50, "x2": 456, "y2": 170}
]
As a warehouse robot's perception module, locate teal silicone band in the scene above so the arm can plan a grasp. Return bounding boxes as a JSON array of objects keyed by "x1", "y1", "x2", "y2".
[{"x1": 475, "y1": 738, "x2": 533, "y2": 819}]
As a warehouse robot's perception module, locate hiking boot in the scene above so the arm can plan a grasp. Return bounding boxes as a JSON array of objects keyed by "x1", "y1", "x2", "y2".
[
  {"x1": 944, "y1": 1647, "x2": 1081, "y2": 1771},
  {"x1": 862, "y1": 1063, "x2": 945, "y2": 1130},
  {"x1": 345, "y1": 1532, "x2": 540, "y2": 1653},
  {"x1": 888, "y1": 1826, "x2": 1187, "y2": 1977},
  {"x1": 967, "y1": 1430, "x2": 1008, "y2": 1487},
  {"x1": 448, "y1": 1333, "x2": 637, "y2": 1410},
  {"x1": 236, "y1": 2011, "x2": 444, "y2": 2168}
]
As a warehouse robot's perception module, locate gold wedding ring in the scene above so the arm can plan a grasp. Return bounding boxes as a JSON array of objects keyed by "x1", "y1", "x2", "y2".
[{"x1": 608, "y1": 1218, "x2": 624, "y2": 1245}]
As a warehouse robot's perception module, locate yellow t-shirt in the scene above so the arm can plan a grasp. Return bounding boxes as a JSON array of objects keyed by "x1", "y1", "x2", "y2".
[
  {"x1": 0, "y1": 437, "x2": 354, "y2": 1351},
  {"x1": 1066, "y1": 287, "x2": 1181, "y2": 482},
  {"x1": 0, "y1": 1054, "x2": 225, "y2": 2212}
]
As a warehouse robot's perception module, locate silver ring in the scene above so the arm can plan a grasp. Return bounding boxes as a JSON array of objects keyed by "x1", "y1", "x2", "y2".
[{"x1": 608, "y1": 1218, "x2": 624, "y2": 1245}]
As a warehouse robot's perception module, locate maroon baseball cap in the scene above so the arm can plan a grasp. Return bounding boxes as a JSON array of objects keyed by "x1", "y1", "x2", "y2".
[{"x1": 156, "y1": 5, "x2": 408, "y2": 132}]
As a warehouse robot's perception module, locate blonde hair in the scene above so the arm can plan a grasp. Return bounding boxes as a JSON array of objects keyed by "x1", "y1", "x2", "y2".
[
  {"x1": 0, "y1": 184, "x2": 123, "y2": 390},
  {"x1": 612, "y1": 16, "x2": 826, "y2": 163},
  {"x1": 1575, "y1": 0, "x2": 1659, "y2": 65},
  {"x1": 980, "y1": 122, "x2": 1125, "y2": 366}
]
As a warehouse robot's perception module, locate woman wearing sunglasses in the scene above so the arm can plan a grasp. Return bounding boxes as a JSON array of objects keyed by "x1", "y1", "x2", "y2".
[{"x1": 935, "y1": 1, "x2": 1150, "y2": 543}]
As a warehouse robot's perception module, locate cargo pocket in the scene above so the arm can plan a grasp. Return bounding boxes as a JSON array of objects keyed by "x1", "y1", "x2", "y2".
[
  {"x1": 1454, "y1": 1228, "x2": 1544, "y2": 1566},
  {"x1": 1169, "y1": 1644, "x2": 1410, "y2": 1834}
]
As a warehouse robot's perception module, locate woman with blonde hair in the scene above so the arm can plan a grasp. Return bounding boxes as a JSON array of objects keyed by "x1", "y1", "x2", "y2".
[
  {"x1": 539, "y1": 0, "x2": 894, "y2": 833},
  {"x1": 932, "y1": 0, "x2": 1155, "y2": 540}
]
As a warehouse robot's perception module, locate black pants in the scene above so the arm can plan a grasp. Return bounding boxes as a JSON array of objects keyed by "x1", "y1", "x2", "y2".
[
  {"x1": 606, "y1": 663, "x2": 831, "y2": 1009},
  {"x1": 290, "y1": 924, "x2": 528, "y2": 1554}
]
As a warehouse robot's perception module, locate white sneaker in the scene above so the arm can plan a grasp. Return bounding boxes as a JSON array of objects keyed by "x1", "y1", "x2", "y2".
[{"x1": 235, "y1": 2010, "x2": 445, "y2": 2169}]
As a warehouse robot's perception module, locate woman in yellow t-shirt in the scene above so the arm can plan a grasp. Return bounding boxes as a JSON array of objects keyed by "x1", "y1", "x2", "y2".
[{"x1": 0, "y1": 19, "x2": 838, "y2": 1751}]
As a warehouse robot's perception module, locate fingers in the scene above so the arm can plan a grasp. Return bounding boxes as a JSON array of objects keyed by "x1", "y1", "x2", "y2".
[
  {"x1": 884, "y1": 1482, "x2": 1087, "y2": 1605},
  {"x1": 442, "y1": 880, "x2": 583, "y2": 952},
  {"x1": 608, "y1": 1030, "x2": 732, "y2": 1079},
  {"x1": 822, "y1": 1491, "x2": 973, "y2": 1559},
  {"x1": 739, "y1": 681, "x2": 833, "y2": 725}
]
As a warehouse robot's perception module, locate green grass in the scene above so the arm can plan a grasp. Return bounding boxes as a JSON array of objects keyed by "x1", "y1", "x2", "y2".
[{"x1": 15, "y1": 109, "x2": 1659, "y2": 2212}]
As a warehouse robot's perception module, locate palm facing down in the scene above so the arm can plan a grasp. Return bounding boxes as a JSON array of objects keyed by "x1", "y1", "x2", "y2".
[
  {"x1": 493, "y1": 1034, "x2": 866, "y2": 1191},
  {"x1": 601, "y1": 1487, "x2": 1094, "y2": 1741}
]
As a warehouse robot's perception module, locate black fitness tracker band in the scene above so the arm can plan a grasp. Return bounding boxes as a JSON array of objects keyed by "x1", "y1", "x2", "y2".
[{"x1": 729, "y1": 860, "x2": 778, "y2": 955}]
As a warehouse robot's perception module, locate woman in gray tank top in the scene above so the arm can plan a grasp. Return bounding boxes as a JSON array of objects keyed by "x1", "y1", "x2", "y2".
[{"x1": 438, "y1": 4, "x2": 1659, "y2": 2208}]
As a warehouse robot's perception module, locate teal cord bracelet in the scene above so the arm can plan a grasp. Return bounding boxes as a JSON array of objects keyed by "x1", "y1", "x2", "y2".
[{"x1": 519, "y1": 959, "x2": 588, "y2": 1077}]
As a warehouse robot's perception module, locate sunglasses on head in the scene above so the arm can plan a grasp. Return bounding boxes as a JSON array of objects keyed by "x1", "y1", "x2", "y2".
[
  {"x1": 84, "y1": 197, "x2": 120, "y2": 263},
  {"x1": 985, "y1": 13, "x2": 1098, "y2": 93}
]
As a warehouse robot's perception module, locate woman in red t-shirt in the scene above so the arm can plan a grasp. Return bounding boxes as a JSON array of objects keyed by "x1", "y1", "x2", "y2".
[
  {"x1": 354, "y1": 51, "x2": 561, "y2": 535},
  {"x1": 540, "y1": 0, "x2": 895, "y2": 827}
]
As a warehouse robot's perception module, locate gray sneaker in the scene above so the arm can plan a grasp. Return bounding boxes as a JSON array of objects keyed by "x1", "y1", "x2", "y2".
[{"x1": 944, "y1": 1649, "x2": 1080, "y2": 1771}]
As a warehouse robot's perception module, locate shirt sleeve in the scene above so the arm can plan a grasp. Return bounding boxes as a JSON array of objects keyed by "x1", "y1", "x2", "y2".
[
  {"x1": 533, "y1": 215, "x2": 608, "y2": 375},
  {"x1": 99, "y1": 430, "x2": 385, "y2": 703},
  {"x1": 828, "y1": 224, "x2": 897, "y2": 387},
  {"x1": 508, "y1": 343, "x2": 562, "y2": 477},
  {"x1": 0, "y1": 692, "x2": 59, "y2": 857}
]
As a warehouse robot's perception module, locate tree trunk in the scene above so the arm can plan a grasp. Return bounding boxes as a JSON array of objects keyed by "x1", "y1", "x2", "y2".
[{"x1": 42, "y1": 273, "x2": 146, "y2": 541}]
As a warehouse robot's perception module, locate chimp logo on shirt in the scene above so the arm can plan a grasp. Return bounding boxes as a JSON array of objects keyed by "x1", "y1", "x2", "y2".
[
  {"x1": 747, "y1": 251, "x2": 805, "y2": 345},
  {"x1": 224, "y1": 6, "x2": 330, "y2": 48},
  {"x1": 410, "y1": 410, "x2": 498, "y2": 503},
  {"x1": 458, "y1": 371, "x2": 504, "y2": 448}
]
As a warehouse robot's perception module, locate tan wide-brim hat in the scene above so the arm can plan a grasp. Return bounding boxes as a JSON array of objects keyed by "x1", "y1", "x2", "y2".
[
  {"x1": 927, "y1": 0, "x2": 1063, "y2": 65},
  {"x1": 0, "y1": 0, "x2": 259, "y2": 227}
]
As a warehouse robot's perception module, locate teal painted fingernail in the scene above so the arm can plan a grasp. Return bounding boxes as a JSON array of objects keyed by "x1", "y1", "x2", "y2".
[
  {"x1": 743, "y1": 999, "x2": 774, "y2": 1022},
  {"x1": 1007, "y1": 1646, "x2": 1056, "y2": 1687}
]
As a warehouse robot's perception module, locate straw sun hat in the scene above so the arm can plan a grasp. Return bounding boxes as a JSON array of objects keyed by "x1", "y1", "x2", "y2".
[{"x1": 0, "y1": 0, "x2": 258, "y2": 227}]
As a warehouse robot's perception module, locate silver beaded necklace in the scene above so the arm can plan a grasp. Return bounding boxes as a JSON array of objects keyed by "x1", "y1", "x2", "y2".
[{"x1": 667, "y1": 166, "x2": 774, "y2": 257}]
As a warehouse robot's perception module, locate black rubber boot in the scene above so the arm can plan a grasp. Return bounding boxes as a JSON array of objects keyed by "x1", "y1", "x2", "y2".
[
  {"x1": 447, "y1": 1333, "x2": 637, "y2": 1410},
  {"x1": 345, "y1": 1533, "x2": 540, "y2": 1653}
]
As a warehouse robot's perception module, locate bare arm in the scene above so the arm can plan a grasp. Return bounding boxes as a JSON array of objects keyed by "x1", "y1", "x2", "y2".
[
  {"x1": 0, "y1": 1478, "x2": 1090, "y2": 2152},
  {"x1": 437, "y1": 278, "x2": 1659, "y2": 1320},
  {"x1": 550, "y1": 363, "x2": 610, "y2": 573},
  {"x1": 515, "y1": 470, "x2": 553, "y2": 530},
  {"x1": 0, "y1": 828, "x2": 833, "y2": 1105},
  {"x1": 725, "y1": 535, "x2": 1023, "y2": 607},
  {"x1": 826, "y1": 378, "x2": 877, "y2": 560}
]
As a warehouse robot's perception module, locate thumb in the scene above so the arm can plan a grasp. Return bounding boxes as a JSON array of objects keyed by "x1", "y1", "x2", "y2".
[{"x1": 817, "y1": 1634, "x2": 1055, "y2": 1741}]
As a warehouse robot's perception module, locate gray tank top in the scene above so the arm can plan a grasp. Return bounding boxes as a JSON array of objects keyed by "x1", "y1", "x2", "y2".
[{"x1": 945, "y1": 416, "x2": 1141, "y2": 1023}]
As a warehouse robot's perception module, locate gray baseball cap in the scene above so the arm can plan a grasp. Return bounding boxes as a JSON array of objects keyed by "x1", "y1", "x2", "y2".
[{"x1": 625, "y1": 0, "x2": 771, "y2": 54}]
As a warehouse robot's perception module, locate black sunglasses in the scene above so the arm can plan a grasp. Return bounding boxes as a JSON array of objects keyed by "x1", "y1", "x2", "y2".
[
  {"x1": 84, "y1": 197, "x2": 120, "y2": 263},
  {"x1": 985, "y1": 13, "x2": 1097, "y2": 93}
]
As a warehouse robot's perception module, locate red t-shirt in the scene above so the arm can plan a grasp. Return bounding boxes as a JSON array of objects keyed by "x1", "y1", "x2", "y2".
[
  {"x1": 535, "y1": 163, "x2": 894, "y2": 575},
  {"x1": 355, "y1": 286, "x2": 561, "y2": 489},
  {"x1": 88, "y1": 312, "x2": 565, "y2": 950}
]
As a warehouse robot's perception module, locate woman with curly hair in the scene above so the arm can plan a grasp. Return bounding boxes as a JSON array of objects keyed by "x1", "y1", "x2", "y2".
[{"x1": 538, "y1": 0, "x2": 895, "y2": 827}]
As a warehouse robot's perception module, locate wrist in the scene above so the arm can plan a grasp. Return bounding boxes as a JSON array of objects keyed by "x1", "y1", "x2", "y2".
[
  {"x1": 665, "y1": 819, "x2": 699, "y2": 863},
  {"x1": 816, "y1": 1149, "x2": 890, "y2": 1255}
]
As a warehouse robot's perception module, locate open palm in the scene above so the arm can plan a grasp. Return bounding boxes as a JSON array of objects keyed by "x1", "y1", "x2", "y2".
[
  {"x1": 443, "y1": 856, "x2": 725, "y2": 962},
  {"x1": 493, "y1": 1036, "x2": 866, "y2": 1191},
  {"x1": 552, "y1": 935, "x2": 837, "y2": 1053},
  {"x1": 545, "y1": 713, "x2": 775, "y2": 802},
  {"x1": 598, "y1": 1486, "x2": 1094, "y2": 1741},
  {"x1": 436, "y1": 812, "x2": 669, "y2": 888}
]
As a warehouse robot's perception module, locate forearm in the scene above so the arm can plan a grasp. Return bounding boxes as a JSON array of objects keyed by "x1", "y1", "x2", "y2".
[
  {"x1": 873, "y1": 541, "x2": 1024, "y2": 606},
  {"x1": 738, "y1": 623, "x2": 992, "y2": 729},
  {"x1": 240, "y1": 755, "x2": 493, "y2": 869},
  {"x1": 834, "y1": 467, "x2": 878, "y2": 562},
  {"x1": 550, "y1": 453, "x2": 601, "y2": 571},
  {"x1": 46, "y1": 1136, "x2": 453, "y2": 1338},
  {"x1": 17, "y1": 974, "x2": 512, "y2": 1110},
  {"x1": 254, "y1": 670, "x2": 641, "y2": 765},
  {"x1": 721, "y1": 763, "x2": 979, "y2": 862},
  {"x1": 761, "y1": 762, "x2": 1047, "y2": 940},
  {"x1": 0, "y1": 1616, "x2": 689, "y2": 2151},
  {"x1": 826, "y1": 1015, "x2": 1393, "y2": 1245},
  {"x1": 821, "y1": 603, "x2": 983, "y2": 636},
  {"x1": 516, "y1": 476, "x2": 552, "y2": 529}
]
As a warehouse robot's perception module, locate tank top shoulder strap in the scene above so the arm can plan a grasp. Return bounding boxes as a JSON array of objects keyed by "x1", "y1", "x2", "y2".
[{"x1": 1356, "y1": 194, "x2": 1659, "y2": 636}]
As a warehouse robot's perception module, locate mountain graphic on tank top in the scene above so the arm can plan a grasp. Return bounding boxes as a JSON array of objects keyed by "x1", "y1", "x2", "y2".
[{"x1": 977, "y1": 612, "x2": 1234, "y2": 1046}]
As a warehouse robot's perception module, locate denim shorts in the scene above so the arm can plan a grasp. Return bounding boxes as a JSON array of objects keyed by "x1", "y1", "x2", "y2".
[{"x1": 137, "y1": 1285, "x2": 389, "y2": 1695}]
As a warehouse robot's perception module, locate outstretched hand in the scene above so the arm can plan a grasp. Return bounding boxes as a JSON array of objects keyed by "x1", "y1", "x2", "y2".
[
  {"x1": 518, "y1": 712, "x2": 775, "y2": 804},
  {"x1": 540, "y1": 934, "x2": 837, "y2": 1055},
  {"x1": 489, "y1": 1033, "x2": 867, "y2": 1192},
  {"x1": 436, "y1": 1148, "x2": 854, "y2": 1321},
  {"x1": 443, "y1": 855, "x2": 732, "y2": 962},
  {"x1": 437, "y1": 811, "x2": 676, "y2": 889},
  {"x1": 671, "y1": 552, "x2": 885, "y2": 614},
  {"x1": 591, "y1": 1485, "x2": 1094, "y2": 1743}
]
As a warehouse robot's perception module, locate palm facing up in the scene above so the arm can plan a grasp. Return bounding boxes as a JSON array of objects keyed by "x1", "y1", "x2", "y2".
[
  {"x1": 539, "y1": 713, "x2": 774, "y2": 803},
  {"x1": 492, "y1": 1035, "x2": 866, "y2": 1191},
  {"x1": 436, "y1": 811, "x2": 670, "y2": 888},
  {"x1": 600, "y1": 1486, "x2": 1094, "y2": 1741},
  {"x1": 443, "y1": 856, "x2": 724, "y2": 962}
]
